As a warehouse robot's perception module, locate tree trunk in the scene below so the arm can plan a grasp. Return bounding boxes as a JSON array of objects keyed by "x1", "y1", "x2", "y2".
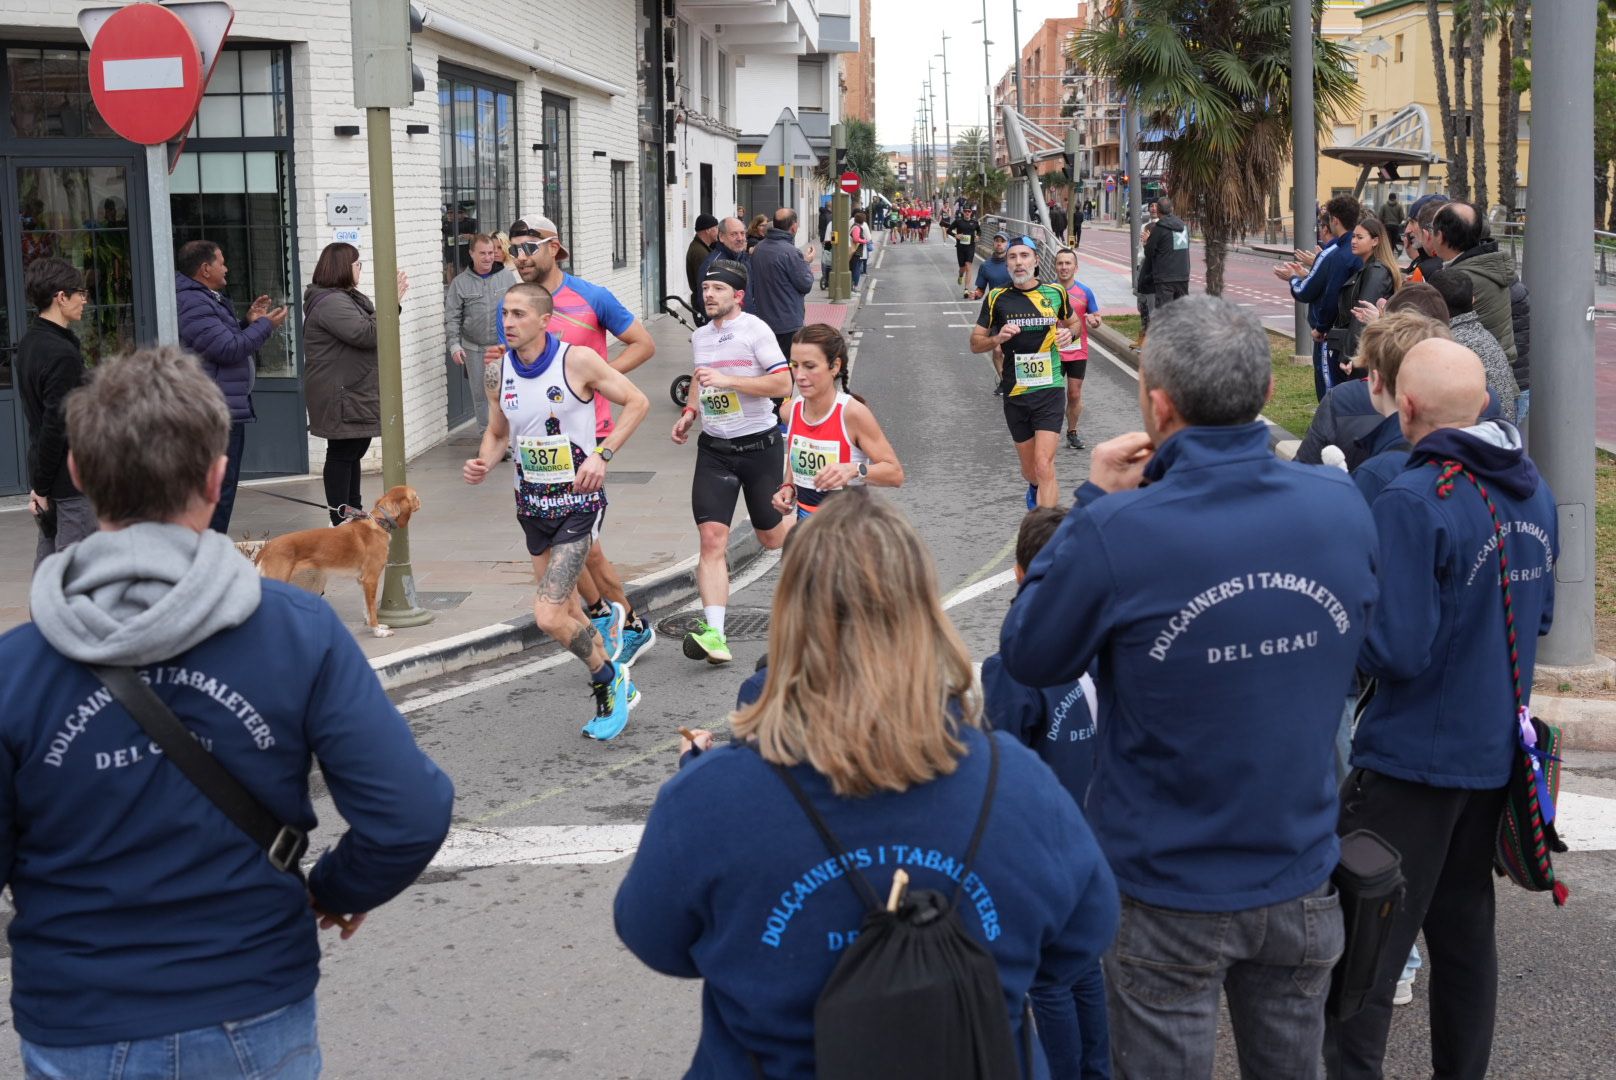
[
  {"x1": 1451, "y1": 12, "x2": 1471, "y2": 201},
  {"x1": 1598, "y1": 157, "x2": 1611, "y2": 232},
  {"x1": 1496, "y1": 4, "x2": 1518, "y2": 215},
  {"x1": 1470, "y1": 6, "x2": 1487, "y2": 214},
  {"x1": 1204, "y1": 230, "x2": 1227, "y2": 297},
  {"x1": 1427, "y1": 0, "x2": 1459, "y2": 169}
]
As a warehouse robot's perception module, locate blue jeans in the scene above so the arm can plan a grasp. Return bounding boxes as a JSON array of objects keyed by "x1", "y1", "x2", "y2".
[
  {"x1": 1515, "y1": 388, "x2": 1530, "y2": 426},
  {"x1": 21, "y1": 994, "x2": 320, "y2": 1079},
  {"x1": 209, "y1": 420, "x2": 248, "y2": 534},
  {"x1": 1031, "y1": 960, "x2": 1111, "y2": 1079},
  {"x1": 1105, "y1": 882, "x2": 1343, "y2": 1080}
]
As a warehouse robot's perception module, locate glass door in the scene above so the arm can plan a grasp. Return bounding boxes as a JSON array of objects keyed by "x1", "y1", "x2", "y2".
[{"x1": 0, "y1": 155, "x2": 144, "y2": 496}]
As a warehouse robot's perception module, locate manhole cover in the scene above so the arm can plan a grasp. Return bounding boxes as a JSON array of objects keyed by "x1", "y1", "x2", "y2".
[
  {"x1": 656, "y1": 606, "x2": 771, "y2": 641},
  {"x1": 415, "y1": 591, "x2": 471, "y2": 612}
]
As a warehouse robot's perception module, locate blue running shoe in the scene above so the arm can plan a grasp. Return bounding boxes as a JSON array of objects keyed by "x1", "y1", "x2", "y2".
[
  {"x1": 583, "y1": 665, "x2": 632, "y2": 741},
  {"x1": 619, "y1": 620, "x2": 657, "y2": 667},
  {"x1": 590, "y1": 601, "x2": 626, "y2": 662},
  {"x1": 627, "y1": 679, "x2": 642, "y2": 711},
  {"x1": 1025, "y1": 483, "x2": 1038, "y2": 511}
]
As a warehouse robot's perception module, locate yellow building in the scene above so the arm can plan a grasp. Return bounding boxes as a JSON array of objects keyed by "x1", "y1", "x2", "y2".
[{"x1": 1279, "y1": 0, "x2": 1531, "y2": 215}]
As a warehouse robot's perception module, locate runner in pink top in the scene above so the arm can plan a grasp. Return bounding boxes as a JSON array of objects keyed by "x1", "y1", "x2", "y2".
[{"x1": 1054, "y1": 246, "x2": 1104, "y2": 451}]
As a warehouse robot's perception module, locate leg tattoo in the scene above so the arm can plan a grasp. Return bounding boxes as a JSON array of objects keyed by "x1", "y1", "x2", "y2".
[
  {"x1": 538, "y1": 537, "x2": 591, "y2": 605},
  {"x1": 566, "y1": 621, "x2": 602, "y2": 664}
]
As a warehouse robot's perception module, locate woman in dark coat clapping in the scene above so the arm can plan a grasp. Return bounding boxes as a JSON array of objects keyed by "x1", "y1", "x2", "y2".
[{"x1": 302, "y1": 242, "x2": 408, "y2": 524}]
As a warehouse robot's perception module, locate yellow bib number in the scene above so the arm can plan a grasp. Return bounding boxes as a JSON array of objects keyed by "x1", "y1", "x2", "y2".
[
  {"x1": 516, "y1": 433, "x2": 575, "y2": 485},
  {"x1": 790, "y1": 434, "x2": 841, "y2": 490},
  {"x1": 1014, "y1": 351, "x2": 1057, "y2": 391},
  {"x1": 700, "y1": 386, "x2": 741, "y2": 419}
]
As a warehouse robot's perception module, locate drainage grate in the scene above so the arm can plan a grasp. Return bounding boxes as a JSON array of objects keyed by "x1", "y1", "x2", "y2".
[
  {"x1": 415, "y1": 591, "x2": 471, "y2": 612},
  {"x1": 656, "y1": 606, "x2": 772, "y2": 641}
]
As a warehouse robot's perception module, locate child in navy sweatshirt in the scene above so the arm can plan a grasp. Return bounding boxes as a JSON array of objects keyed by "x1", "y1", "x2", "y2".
[{"x1": 982, "y1": 506, "x2": 1106, "y2": 1080}]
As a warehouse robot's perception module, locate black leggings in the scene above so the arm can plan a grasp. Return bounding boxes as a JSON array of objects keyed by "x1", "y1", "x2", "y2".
[{"x1": 323, "y1": 437, "x2": 372, "y2": 525}]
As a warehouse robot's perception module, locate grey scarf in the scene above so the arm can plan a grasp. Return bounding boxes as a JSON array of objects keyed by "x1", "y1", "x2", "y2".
[{"x1": 31, "y1": 522, "x2": 262, "y2": 666}]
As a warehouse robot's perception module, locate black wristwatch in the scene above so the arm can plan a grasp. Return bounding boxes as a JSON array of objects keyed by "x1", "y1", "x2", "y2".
[
  {"x1": 594, "y1": 446, "x2": 615, "y2": 463},
  {"x1": 857, "y1": 462, "x2": 869, "y2": 479}
]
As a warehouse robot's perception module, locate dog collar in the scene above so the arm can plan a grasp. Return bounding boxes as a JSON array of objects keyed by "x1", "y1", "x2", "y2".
[{"x1": 372, "y1": 507, "x2": 400, "y2": 532}]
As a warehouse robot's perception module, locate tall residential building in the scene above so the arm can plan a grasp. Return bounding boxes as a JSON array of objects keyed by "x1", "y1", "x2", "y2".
[{"x1": 841, "y1": 0, "x2": 876, "y2": 122}]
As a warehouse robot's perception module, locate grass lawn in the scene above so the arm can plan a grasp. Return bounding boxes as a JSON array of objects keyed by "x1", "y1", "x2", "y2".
[{"x1": 1100, "y1": 316, "x2": 1318, "y2": 438}]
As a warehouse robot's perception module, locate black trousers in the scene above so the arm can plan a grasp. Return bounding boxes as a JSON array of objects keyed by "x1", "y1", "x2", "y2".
[
  {"x1": 1325, "y1": 769, "x2": 1507, "y2": 1080},
  {"x1": 323, "y1": 437, "x2": 372, "y2": 525}
]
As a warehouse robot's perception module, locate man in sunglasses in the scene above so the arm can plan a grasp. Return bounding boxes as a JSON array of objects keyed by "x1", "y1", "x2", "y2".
[
  {"x1": 496, "y1": 214, "x2": 660, "y2": 668},
  {"x1": 16, "y1": 258, "x2": 93, "y2": 568}
]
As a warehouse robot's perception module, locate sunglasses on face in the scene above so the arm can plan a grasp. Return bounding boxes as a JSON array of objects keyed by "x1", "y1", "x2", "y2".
[{"x1": 510, "y1": 239, "x2": 554, "y2": 255}]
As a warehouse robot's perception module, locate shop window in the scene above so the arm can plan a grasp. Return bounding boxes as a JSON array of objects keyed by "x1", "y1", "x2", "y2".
[
  {"x1": 612, "y1": 160, "x2": 629, "y2": 268},
  {"x1": 170, "y1": 48, "x2": 298, "y2": 379},
  {"x1": 438, "y1": 66, "x2": 518, "y2": 281},
  {"x1": 542, "y1": 92, "x2": 574, "y2": 265},
  {"x1": 6, "y1": 47, "x2": 115, "y2": 138}
]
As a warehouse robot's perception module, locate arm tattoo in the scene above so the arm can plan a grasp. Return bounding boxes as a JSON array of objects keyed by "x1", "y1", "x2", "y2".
[
  {"x1": 538, "y1": 536, "x2": 591, "y2": 605},
  {"x1": 566, "y1": 621, "x2": 602, "y2": 664},
  {"x1": 484, "y1": 356, "x2": 502, "y2": 400}
]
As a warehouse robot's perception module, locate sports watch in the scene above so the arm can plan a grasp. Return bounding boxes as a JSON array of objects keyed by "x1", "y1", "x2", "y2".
[{"x1": 594, "y1": 446, "x2": 615, "y2": 463}]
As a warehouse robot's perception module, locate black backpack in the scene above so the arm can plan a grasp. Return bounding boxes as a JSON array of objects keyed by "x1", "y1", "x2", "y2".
[{"x1": 764, "y1": 735, "x2": 1027, "y2": 1080}]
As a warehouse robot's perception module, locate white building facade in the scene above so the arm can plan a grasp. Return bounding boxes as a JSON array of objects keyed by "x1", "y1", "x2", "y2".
[
  {"x1": 664, "y1": 0, "x2": 859, "y2": 301},
  {"x1": 0, "y1": 0, "x2": 859, "y2": 495}
]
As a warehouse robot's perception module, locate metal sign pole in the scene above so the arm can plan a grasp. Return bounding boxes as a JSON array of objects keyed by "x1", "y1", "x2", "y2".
[{"x1": 147, "y1": 143, "x2": 178, "y2": 343}]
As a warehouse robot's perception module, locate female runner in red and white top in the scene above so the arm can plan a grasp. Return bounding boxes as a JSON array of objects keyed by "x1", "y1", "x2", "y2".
[{"x1": 773, "y1": 323, "x2": 904, "y2": 522}]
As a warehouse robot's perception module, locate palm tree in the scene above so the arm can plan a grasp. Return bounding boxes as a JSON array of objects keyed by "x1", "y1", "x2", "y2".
[
  {"x1": 1450, "y1": 5, "x2": 1472, "y2": 201},
  {"x1": 1465, "y1": 1, "x2": 1488, "y2": 213},
  {"x1": 1071, "y1": 0, "x2": 1359, "y2": 294},
  {"x1": 1426, "y1": 1, "x2": 1459, "y2": 186},
  {"x1": 1494, "y1": 0, "x2": 1529, "y2": 216}
]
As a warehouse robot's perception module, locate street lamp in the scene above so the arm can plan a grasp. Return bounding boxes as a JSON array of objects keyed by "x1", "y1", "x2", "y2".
[
  {"x1": 938, "y1": 33, "x2": 952, "y2": 197},
  {"x1": 971, "y1": 8, "x2": 992, "y2": 177}
]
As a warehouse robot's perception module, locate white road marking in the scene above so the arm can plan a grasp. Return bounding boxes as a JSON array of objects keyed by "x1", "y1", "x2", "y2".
[
  {"x1": 431, "y1": 824, "x2": 645, "y2": 869},
  {"x1": 942, "y1": 568, "x2": 1017, "y2": 610},
  {"x1": 399, "y1": 653, "x2": 573, "y2": 714},
  {"x1": 885, "y1": 324, "x2": 917, "y2": 329},
  {"x1": 1556, "y1": 791, "x2": 1616, "y2": 852}
]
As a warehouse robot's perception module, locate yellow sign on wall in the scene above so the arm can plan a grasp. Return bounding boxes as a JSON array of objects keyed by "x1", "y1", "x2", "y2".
[{"x1": 737, "y1": 152, "x2": 766, "y2": 176}]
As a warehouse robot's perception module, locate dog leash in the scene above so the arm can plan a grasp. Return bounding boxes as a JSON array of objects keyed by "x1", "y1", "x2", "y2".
[{"x1": 245, "y1": 487, "x2": 368, "y2": 523}]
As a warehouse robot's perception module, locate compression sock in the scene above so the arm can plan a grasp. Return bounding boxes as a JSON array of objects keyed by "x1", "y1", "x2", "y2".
[
  {"x1": 704, "y1": 605, "x2": 726, "y2": 636},
  {"x1": 591, "y1": 661, "x2": 616, "y2": 685}
]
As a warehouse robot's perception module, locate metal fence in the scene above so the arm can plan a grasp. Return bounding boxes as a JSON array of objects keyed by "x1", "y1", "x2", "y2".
[{"x1": 1489, "y1": 221, "x2": 1616, "y2": 286}]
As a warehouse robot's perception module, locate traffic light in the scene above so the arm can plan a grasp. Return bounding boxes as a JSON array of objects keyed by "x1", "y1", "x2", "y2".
[
  {"x1": 835, "y1": 145, "x2": 849, "y2": 174},
  {"x1": 351, "y1": 0, "x2": 425, "y2": 109}
]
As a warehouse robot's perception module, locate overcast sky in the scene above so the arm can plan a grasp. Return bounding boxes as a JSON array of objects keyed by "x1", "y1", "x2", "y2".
[{"x1": 873, "y1": 0, "x2": 1089, "y2": 147}]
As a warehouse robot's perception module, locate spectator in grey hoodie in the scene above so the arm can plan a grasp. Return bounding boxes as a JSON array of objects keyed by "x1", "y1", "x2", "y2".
[{"x1": 445, "y1": 233, "x2": 517, "y2": 426}]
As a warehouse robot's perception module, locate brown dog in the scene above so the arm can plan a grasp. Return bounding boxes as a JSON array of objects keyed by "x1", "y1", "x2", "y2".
[{"x1": 256, "y1": 486, "x2": 421, "y2": 637}]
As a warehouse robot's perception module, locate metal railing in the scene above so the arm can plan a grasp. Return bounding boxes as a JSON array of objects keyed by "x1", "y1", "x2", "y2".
[{"x1": 1488, "y1": 221, "x2": 1616, "y2": 286}]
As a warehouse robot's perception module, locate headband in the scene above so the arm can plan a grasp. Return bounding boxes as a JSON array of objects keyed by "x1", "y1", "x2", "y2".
[{"x1": 703, "y1": 265, "x2": 747, "y2": 291}]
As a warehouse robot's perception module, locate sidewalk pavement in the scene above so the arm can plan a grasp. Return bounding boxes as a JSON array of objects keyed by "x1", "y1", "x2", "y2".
[{"x1": 0, "y1": 293, "x2": 862, "y2": 689}]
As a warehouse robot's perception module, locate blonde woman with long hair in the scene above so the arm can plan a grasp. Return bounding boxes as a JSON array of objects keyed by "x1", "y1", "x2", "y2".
[{"x1": 614, "y1": 490, "x2": 1118, "y2": 1079}]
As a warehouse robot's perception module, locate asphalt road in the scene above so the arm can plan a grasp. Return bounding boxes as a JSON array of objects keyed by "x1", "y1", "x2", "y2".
[{"x1": 0, "y1": 235, "x2": 1611, "y2": 1078}]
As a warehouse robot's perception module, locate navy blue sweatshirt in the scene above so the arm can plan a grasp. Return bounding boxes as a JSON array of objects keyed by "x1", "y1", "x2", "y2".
[
  {"x1": 615, "y1": 727, "x2": 1119, "y2": 1080},
  {"x1": 1289, "y1": 232, "x2": 1362, "y2": 333},
  {"x1": 0, "y1": 582, "x2": 454, "y2": 1046},
  {"x1": 1000, "y1": 422, "x2": 1379, "y2": 912},
  {"x1": 1354, "y1": 422, "x2": 1556, "y2": 788},
  {"x1": 981, "y1": 654, "x2": 1096, "y2": 804}
]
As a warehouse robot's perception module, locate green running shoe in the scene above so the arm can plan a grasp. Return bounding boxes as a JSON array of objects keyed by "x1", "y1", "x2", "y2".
[{"x1": 682, "y1": 622, "x2": 732, "y2": 664}]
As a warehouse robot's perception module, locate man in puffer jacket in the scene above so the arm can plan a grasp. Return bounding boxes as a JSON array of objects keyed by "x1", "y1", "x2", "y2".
[{"x1": 174, "y1": 240, "x2": 288, "y2": 534}]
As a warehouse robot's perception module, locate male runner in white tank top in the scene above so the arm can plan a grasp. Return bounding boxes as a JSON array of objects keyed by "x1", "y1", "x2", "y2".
[
  {"x1": 671, "y1": 261, "x2": 794, "y2": 664},
  {"x1": 463, "y1": 282, "x2": 649, "y2": 740}
]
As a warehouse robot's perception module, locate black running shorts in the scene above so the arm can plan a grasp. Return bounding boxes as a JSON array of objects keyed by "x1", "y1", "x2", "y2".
[
  {"x1": 1003, "y1": 388, "x2": 1066, "y2": 443},
  {"x1": 519, "y1": 509, "x2": 602, "y2": 557},
  {"x1": 692, "y1": 430, "x2": 785, "y2": 530},
  {"x1": 956, "y1": 245, "x2": 974, "y2": 268},
  {"x1": 1063, "y1": 357, "x2": 1088, "y2": 381}
]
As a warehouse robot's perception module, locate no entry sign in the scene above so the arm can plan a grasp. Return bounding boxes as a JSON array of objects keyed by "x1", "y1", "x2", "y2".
[
  {"x1": 87, "y1": 5, "x2": 206, "y2": 145},
  {"x1": 839, "y1": 171, "x2": 860, "y2": 195}
]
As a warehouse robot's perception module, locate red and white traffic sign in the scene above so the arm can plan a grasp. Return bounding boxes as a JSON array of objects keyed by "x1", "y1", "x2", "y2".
[
  {"x1": 839, "y1": 171, "x2": 860, "y2": 195},
  {"x1": 81, "y1": 3, "x2": 234, "y2": 146}
]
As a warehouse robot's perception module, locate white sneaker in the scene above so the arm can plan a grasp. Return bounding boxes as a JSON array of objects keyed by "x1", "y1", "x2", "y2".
[{"x1": 1393, "y1": 976, "x2": 1414, "y2": 1006}]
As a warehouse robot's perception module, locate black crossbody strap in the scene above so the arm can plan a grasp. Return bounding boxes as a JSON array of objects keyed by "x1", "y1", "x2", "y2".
[
  {"x1": 951, "y1": 732, "x2": 1001, "y2": 907},
  {"x1": 90, "y1": 665, "x2": 309, "y2": 879},
  {"x1": 770, "y1": 761, "x2": 885, "y2": 913},
  {"x1": 767, "y1": 729, "x2": 1002, "y2": 914}
]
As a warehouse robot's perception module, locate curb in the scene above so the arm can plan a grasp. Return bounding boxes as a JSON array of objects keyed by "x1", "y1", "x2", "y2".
[
  {"x1": 368, "y1": 525, "x2": 764, "y2": 691},
  {"x1": 1529, "y1": 694, "x2": 1616, "y2": 753},
  {"x1": 1089, "y1": 322, "x2": 1303, "y2": 448}
]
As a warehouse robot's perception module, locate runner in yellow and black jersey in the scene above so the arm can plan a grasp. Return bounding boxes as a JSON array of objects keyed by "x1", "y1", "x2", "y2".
[{"x1": 969, "y1": 235, "x2": 1080, "y2": 508}]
